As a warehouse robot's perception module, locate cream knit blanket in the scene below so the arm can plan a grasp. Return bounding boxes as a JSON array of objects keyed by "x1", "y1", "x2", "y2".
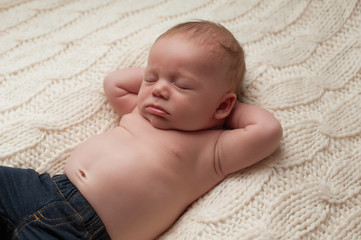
[{"x1": 1, "y1": 0, "x2": 361, "y2": 239}]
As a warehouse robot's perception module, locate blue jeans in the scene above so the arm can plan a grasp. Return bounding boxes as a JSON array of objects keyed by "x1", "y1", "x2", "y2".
[{"x1": 0, "y1": 166, "x2": 110, "y2": 240}]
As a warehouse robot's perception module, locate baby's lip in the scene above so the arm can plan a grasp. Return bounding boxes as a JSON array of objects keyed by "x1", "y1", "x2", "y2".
[{"x1": 146, "y1": 104, "x2": 169, "y2": 117}]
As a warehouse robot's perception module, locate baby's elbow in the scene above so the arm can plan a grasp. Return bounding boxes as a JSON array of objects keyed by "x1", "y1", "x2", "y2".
[
  {"x1": 103, "y1": 72, "x2": 123, "y2": 100},
  {"x1": 103, "y1": 73, "x2": 113, "y2": 97},
  {"x1": 103, "y1": 72, "x2": 118, "y2": 92},
  {"x1": 265, "y1": 119, "x2": 283, "y2": 151},
  {"x1": 271, "y1": 118, "x2": 283, "y2": 139}
]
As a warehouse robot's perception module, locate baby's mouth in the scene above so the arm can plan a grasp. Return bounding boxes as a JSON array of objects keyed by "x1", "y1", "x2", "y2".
[{"x1": 146, "y1": 104, "x2": 169, "y2": 117}]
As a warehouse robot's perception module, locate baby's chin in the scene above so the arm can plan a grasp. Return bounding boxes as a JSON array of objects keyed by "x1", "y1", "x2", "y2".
[
  {"x1": 146, "y1": 117, "x2": 193, "y2": 131},
  {"x1": 143, "y1": 115, "x2": 174, "y2": 130},
  {"x1": 141, "y1": 111, "x2": 222, "y2": 132},
  {"x1": 148, "y1": 120, "x2": 185, "y2": 131},
  {"x1": 149, "y1": 120, "x2": 219, "y2": 132}
]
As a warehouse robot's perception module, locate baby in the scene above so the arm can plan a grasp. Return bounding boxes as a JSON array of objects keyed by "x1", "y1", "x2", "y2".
[{"x1": 0, "y1": 21, "x2": 282, "y2": 240}]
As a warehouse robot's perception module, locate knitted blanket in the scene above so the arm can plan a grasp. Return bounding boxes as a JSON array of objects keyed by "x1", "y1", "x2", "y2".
[{"x1": 1, "y1": 0, "x2": 361, "y2": 239}]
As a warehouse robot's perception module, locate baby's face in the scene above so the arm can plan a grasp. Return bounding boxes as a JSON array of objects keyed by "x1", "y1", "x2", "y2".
[{"x1": 137, "y1": 35, "x2": 228, "y2": 131}]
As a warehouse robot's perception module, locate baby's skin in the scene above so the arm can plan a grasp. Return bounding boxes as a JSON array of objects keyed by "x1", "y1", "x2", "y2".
[{"x1": 65, "y1": 35, "x2": 282, "y2": 240}]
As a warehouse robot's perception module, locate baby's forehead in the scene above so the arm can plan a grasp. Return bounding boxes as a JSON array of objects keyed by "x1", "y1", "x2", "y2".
[
  {"x1": 148, "y1": 35, "x2": 228, "y2": 78},
  {"x1": 154, "y1": 33, "x2": 227, "y2": 60}
]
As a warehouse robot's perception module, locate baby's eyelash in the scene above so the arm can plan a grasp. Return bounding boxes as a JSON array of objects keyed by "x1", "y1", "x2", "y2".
[
  {"x1": 144, "y1": 78, "x2": 157, "y2": 83},
  {"x1": 174, "y1": 82, "x2": 191, "y2": 90}
]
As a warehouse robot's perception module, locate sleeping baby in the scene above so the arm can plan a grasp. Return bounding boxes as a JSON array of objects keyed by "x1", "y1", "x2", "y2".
[{"x1": 0, "y1": 20, "x2": 282, "y2": 240}]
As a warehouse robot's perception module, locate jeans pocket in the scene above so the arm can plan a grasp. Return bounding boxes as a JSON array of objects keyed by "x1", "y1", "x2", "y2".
[{"x1": 14, "y1": 201, "x2": 87, "y2": 240}]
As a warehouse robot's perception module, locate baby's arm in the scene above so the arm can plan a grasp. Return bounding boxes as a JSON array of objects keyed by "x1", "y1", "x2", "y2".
[
  {"x1": 216, "y1": 102, "x2": 283, "y2": 176},
  {"x1": 103, "y1": 68, "x2": 144, "y2": 116}
]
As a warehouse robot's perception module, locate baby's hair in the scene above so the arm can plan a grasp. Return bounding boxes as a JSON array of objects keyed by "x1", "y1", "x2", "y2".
[{"x1": 157, "y1": 20, "x2": 245, "y2": 95}]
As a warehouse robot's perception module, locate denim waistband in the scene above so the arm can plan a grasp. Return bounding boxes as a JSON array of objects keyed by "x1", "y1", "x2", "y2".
[{"x1": 52, "y1": 174, "x2": 110, "y2": 239}]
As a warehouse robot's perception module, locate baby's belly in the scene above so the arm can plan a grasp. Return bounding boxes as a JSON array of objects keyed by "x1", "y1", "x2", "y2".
[{"x1": 64, "y1": 128, "x2": 192, "y2": 239}]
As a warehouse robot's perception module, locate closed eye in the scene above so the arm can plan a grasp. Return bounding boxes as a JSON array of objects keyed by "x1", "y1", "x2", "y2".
[
  {"x1": 174, "y1": 83, "x2": 192, "y2": 90},
  {"x1": 173, "y1": 79, "x2": 193, "y2": 90},
  {"x1": 144, "y1": 78, "x2": 157, "y2": 83}
]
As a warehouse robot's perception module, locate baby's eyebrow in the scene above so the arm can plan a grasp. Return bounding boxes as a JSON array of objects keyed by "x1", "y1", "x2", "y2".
[
  {"x1": 144, "y1": 69, "x2": 158, "y2": 77},
  {"x1": 175, "y1": 69, "x2": 198, "y2": 81}
]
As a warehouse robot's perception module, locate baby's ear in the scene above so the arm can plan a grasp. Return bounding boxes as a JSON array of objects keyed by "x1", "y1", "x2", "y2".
[{"x1": 214, "y1": 92, "x2": 237, "y2": 120}]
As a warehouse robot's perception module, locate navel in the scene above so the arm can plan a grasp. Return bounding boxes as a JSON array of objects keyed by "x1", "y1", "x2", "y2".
[{"x1": 79, "y1": 170, "x2": 86, "y2": 178}]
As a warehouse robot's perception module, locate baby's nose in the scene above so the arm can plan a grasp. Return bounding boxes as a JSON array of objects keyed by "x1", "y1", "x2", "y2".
[{"x1": 152, "y1": 82, "x2": 169, "y2": 100}]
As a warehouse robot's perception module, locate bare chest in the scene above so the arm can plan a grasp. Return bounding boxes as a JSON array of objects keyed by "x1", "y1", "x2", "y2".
[{"x1": 65, "y1": 115, "x2": 224, "y2": 239}]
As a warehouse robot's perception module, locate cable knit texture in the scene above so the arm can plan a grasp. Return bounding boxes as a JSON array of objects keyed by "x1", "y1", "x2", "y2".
[{"x1": 1, "y1": 0, "x2": 361, "y2": 239}]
